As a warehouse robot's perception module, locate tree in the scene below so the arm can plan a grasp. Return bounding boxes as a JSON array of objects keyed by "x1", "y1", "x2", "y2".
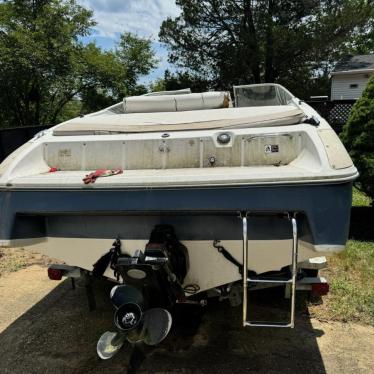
[
  {"x1": 80, "y1": 32, "x2": 158, "y2": 114},
  {"x1": 150, "y1": 70, "x2": 210, "y2": 93},
  {"x1": 149, "y1": 77, "x2": 167, "y2": 92},
  {"x1": 159, "y1": 0, "x2": 374, "y2": 97},
  {"x1": 116, "y1": 32, "x2": 158, "y2": 94},
  {"x1": 0, "y1": 0, "x2": 93, "y2": 127},
  {"x1": 341, "y1": 76, "x2": 374, "y2": 203},
  {"x1": 0, "y1": 0, "x2": 157, "y2": 127}
]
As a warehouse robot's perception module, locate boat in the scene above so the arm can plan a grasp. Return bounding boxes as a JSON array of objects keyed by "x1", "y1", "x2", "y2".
[{"x1": 0, "y1": 83, "x2": 357, "y2": 358}]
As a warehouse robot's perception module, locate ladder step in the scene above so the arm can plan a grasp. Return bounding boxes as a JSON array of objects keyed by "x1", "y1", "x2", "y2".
[
  {"x1": 244, "y1": 321, "x2": 293, "y2": 328},
  {"x1": 247, "y1": 277, "x2": 292, "y2": 284},
  {"x1": 241, "y1": 215, "x2": 299, "y2": 329}
]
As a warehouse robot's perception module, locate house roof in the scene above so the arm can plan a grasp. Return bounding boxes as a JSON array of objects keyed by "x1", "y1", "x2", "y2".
[{"x1": 332, "y1": 54, "x2": 374, "y2": 75}]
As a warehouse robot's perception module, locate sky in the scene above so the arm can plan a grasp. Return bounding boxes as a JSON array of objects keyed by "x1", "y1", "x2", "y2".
[{"x1": 78, "y1": 0, "x2": 181, "y2": 84}]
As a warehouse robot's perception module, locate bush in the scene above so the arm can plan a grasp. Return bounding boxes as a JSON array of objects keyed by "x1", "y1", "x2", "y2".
[{"x1": 341, "y1": 76, "x2": 374, "y2": 203}]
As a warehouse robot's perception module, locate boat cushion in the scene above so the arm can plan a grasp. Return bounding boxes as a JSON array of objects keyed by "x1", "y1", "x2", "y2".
[
  {"x1": 53, "y1": 106, "x2": 305, "y2": 136},
  {"x1": 123, "y1": 92, "x2": 231, "y2": 113}
]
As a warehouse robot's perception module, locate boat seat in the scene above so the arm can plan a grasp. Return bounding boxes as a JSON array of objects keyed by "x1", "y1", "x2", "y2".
[{"x1": 123, "y1": 92, "x2": 231, "y2": 113}]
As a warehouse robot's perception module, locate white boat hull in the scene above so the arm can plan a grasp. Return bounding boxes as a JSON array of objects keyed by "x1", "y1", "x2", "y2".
[{"x1": 22, "y1": 237, "x2": 339, "y2": 292}]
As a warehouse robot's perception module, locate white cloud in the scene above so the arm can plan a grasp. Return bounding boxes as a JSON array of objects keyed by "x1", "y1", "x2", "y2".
[
  {"x1": 78, "y1": 1, "x2": 180, "y2": 83},
  {"x1": 79, "y1": 0, "x2": 180, "y2": 39}
]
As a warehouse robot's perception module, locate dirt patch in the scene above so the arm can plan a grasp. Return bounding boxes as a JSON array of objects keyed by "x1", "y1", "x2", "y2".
[
  {"x1": 0, "y1": 247, "x2": 59, "y2": 277},
  {"x1": 0, "y1": 260, "x2": 373, "y2": 374},
  {"x1": 0, "y1": 265, "x2": 63, "y2": 332}
]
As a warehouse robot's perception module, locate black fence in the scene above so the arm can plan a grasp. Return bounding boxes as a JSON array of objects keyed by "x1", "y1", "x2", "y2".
[
  {"x1": 0, "y1": 125, "x2": 50, "y2": 162},
  {"x1": 306, "y1": 100, "x2": 356, "y2": 134}
]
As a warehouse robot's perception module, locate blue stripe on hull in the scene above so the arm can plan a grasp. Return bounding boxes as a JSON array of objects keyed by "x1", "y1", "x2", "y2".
[{"x1": 0, "y1": 182, "x2": 352, "y2": 246}]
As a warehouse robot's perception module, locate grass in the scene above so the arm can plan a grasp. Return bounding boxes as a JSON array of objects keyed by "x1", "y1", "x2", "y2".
[
  {"x1": 0, "y1": 247, "x2": 54, "y2": 278},
  {"x1": 352, "y1": 187, "x2": 372, "y2": 207},
  {"x1": 309, "y1": 187, "x2": 374, "y2": 325},
  {"x1": 0, "y1": 248, "x2": 28, "y2": 277}
]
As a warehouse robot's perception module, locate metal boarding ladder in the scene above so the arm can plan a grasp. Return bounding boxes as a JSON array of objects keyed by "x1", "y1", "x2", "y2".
[{"x1": 241, "y1": 214, "x2": 298, "y2": 328}]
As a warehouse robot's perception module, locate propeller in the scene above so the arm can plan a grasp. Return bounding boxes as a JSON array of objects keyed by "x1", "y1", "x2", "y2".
[
  {"x1": 114, "y1": 302, "x2": 143, "y2": 331},
  {"x1": 110, "y1": 284, "x2": 144, "y2": 307},
  {"x1": 97, "y1": 331, "x2": 126, "y2": 360},
  {"x1": 124, "y1": 307, "x2": 172, "y2": 345},
  {"x1": 142, "y1": 307, "x2": 172, "y2": 346},
  {"x1": 97, "y1": 285, "x2": 173, "y2": 360}
]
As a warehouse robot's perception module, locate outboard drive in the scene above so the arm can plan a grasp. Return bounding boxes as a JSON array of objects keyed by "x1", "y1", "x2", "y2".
[{"x1": 96, "y1": 225, "x2": 189, "y2": 359}]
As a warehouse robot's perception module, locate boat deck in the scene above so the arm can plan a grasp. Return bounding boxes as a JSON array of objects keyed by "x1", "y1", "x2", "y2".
[{"x1": 5, "y1": 165, "x2": 357, "y2": 189}]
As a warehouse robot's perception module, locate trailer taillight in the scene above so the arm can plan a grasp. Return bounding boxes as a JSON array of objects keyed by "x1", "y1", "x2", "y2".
[
  {"x1": 48, "y1": 267, "x2": 63, "y2": 280},
  {"x1": 312, "y1": 282, "x2": 329, "y2": 296}
]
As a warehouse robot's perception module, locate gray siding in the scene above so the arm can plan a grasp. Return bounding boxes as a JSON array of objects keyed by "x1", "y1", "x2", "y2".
[{"x1": 331, "y1": 73, "x2": 372, "y2": 100}]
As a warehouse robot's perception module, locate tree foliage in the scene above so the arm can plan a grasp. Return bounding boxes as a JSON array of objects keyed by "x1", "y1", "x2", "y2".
[
  {"x1": 150, "y1": 70, "x2": 210, "y2": 93},
  {"x1": 341, "y1": 76, "x2": 374, "y2": 202},
  {"x1": 159, "y1": 0, "x2": 374, "y2": 97},
  {"x1": 117, "y1": 32, "x2": 158, "y2": 92},
  {"x1": 0, "y1": 0, "x2": 157, "y2": 127}
]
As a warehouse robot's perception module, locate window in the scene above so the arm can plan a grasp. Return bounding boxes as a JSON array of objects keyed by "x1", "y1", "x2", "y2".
[
  {"x1": 234, "y1": 84, "x2": 293, "y2": 107},
  {"x1": 350, "y1": 84, "x2": 358, "y2": 89}
]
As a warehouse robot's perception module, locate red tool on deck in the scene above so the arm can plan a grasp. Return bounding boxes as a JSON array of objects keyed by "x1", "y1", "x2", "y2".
[{"x1": 83, "y1": 169, "x2": 123, "y2": 184}]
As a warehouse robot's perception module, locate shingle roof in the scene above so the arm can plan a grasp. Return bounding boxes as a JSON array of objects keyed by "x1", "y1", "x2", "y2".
[{"x1": 333, "y1": 54, "x2": 374, "y2": 72}]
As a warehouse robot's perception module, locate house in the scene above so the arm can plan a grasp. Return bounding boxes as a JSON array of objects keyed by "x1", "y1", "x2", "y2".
[{"x1": 331, "y1": 54, "x2": 374, "y2": 101}]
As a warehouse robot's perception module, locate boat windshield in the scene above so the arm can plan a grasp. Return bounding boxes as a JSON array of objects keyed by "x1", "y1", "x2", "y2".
[{"x1": 234, "y1": 84, "x2": 294, "y2": 107}]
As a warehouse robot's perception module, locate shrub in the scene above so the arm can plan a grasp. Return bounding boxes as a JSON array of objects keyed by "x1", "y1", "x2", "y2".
[{"x1": 341, "y1": 76, "x2": 374, "y2": 203}]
